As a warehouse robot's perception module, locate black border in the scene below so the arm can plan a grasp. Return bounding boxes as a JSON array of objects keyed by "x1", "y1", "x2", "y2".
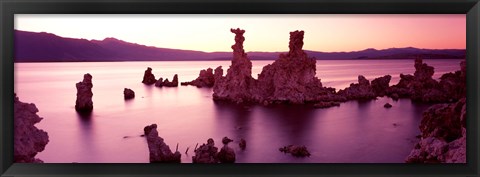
[{"x1": 1, "y1": 0, "x2": 479, "y2": 176}]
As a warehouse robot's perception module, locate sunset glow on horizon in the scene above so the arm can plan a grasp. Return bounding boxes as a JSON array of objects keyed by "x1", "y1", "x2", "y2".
[{"x1": 15, "y1": 14, "x2": 466, "y2": 52}]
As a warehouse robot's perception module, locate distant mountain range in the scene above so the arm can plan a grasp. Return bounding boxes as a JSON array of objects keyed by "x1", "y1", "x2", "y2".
[{"x1": 14, "y1": 30, "x2": 466, "y2": 62}]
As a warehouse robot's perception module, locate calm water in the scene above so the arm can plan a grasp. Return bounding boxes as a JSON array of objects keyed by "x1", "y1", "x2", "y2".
[{"x1": 14, "y1": 59, "x2": 462, "y2": 163}]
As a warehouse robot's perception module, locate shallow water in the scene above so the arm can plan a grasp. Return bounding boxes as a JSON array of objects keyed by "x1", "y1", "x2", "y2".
[{"x1": 14, "y1": 59, "x2": 462, "y2": 163}]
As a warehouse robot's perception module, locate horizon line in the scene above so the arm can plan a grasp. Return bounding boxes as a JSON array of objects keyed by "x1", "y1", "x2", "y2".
[{"x1": 15, "y1": 29, "x2": 467, "y2": 53}]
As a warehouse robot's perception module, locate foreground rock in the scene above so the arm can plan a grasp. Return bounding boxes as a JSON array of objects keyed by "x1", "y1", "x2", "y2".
[
  {"x1": 75, "y1": 73, "x2": 93, "y2": 113},
  {"x1": 143, "y1": 124, "x2": 181, "y2": 163},
  {"x1": 192, "y1": 138, "x2": 219, "y2": 163},
  {"x1": 279, "y1": 145, "x2": 311, "y2": 157},
  {"x1": 124, "y1": 88, "x2": 135, "y2": 99},
  {"x1": 217, "y1": 137, "x2": 236, "y2": 163},
  {"x1": 181, "y1": 67, "x2": 223, "y2": 88},
  {"x1": 142, "y1": 67, "x2": 157, "y2": 85},
  {"x1": 14, "y1": 94, "x2": 49, "y2": 163},
  {"x1": 405, "y1": 98, "x2": 466, "y2": 163}
]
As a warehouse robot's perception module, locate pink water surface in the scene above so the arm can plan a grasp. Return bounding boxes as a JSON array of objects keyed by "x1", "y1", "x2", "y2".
[{"x1": 14, "y1": 59, "x2": 462, "y2": 163}]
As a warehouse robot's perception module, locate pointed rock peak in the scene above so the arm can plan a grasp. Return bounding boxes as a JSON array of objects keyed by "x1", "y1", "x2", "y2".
[{"x1": 288, "y1": 30, "x2": 305, "y2": 57}]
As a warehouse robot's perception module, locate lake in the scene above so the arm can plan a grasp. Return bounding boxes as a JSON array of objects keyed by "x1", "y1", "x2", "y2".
[{"x1": 14, "y1": 59, "x2": 462, "y2": 163}]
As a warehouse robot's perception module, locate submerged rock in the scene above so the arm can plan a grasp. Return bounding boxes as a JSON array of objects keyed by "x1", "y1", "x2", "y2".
[
  {"x1": 192, "y1": 138, "x2": 219, "y2": 163},
  {"x1": 124, "y1": 88, "x2": 135, "y2": 99},
  {"x1": 75, "y1": 73, "x2": 93, "y2": 113},
  {"x1": 313, "y1": 101, "x2": 340, "y2": 109},
  {"x1": 14, "y1": 94, "x2": 49, "y2": 163},
  {"x1": 384, "y1": 103, "x2": 392, "y2": 108},
  {"x1": 279, "y1": 145, "x2": 311, "y2": 157},
  {"x1": 143, "y1": 124, "x2": 181, "y2": 163},
  {"x1": 405, "y1": 98, "x2": 466, "y2": 163},
  {"x1": 239, "y1": 138, "x2": 246, "y2": 150},
  {"x1": 142, "y1": 67, "x2": 157, "y2": 85}
]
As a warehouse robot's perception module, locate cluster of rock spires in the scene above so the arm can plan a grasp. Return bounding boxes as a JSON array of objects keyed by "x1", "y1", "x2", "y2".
[
  {"x1": 181, "y1": 66, "x2": 223, "y2": 88},
  {"x1": 211, "y1": 28, "x2": 466, "y2": 108},
  {"x1": 142, "y1": 67, "x2": 179, "y2": 87},
  {"x1": 143, "y1": 124, "x2": 181, "y2": 163},
  {"x1": 386, "y1": 59, "x2": 466, "y2": 103},
  {"x1": 213, "y1": 28, "x2": 342, "y2": 105},
  {"x1": 14, "y1": 94, "x2": 49, "y2": 163},
  {"x1": 75, "y1": 73, "x2": 93, "y2": 113}
]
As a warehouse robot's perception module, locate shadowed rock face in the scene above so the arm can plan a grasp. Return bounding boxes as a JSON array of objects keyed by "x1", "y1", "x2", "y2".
[
  {"x1": 405, "y1": 98, "x2": 466, "y2": 163},
  {"x1": 14, "y1": 94, "x2": 49, "y2": 163},
  {"x1": 142, "y1": 67, "x2": 157, "y2": 85},
  {"x1": 143, "y1": 124, "x2": 181, "y2": 163},
  {"x1": 371, "y1": 75, "x2": 392, "y2": 97},
  {"x1": 75, "y1": 73, "x2": 93, "y2": 113}
]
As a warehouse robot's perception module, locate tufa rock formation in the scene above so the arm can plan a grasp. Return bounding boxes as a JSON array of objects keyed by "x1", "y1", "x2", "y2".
[
  {"x1": 405, "y1": 98, "x2": 466, "y2": 163},
  {"x1": 181, "y1": 67, "x2": 223, "y2": 88},
  {"x1": 155, "y1": 78, "x2": 164, "y2": 87},
  {"x1": 75, "y1": 73, "x2": 93, "y2": 113},
  {"x1": 143, "y1": 124, "x2": 181, "y2": 163},
  {"x1": 213, "y1": 28, "x2": 342, "y2": 105},
  {"x1": 371, "y1": 75, "x2": 392, "y2": 97},
  {"x1": 337, "y1": 75, "x2": 376, "y2": 100},
  {"x1": 254, "y1": 30, "x2": 335, "y2": 104},
  {"x1": 213, "y1": 28, "x2": 256, "y2": 103},
  {"x1": 14, "y1": 94, "x2": 49, "y2": 163},
  {"x1": 192, "y1": 138, "x2": 219, "y2": 163},
  {"x1": 124, "y1": 88, "x2": 135, "y2": 100},
  {"x1": 387, "y1": 59, "x2": 465, "y2": 103},
  {"x1": 142, "y1": 67, "x2": 157, "y2": 85},
  {"x1": 155, "y1": 75, "x2": 179, "y2": 87}
]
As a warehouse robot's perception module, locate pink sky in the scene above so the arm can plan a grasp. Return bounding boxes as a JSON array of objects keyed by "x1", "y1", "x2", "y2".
[{"x1": 15, "y1": 14, "x2": 466, "y2": 52}]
